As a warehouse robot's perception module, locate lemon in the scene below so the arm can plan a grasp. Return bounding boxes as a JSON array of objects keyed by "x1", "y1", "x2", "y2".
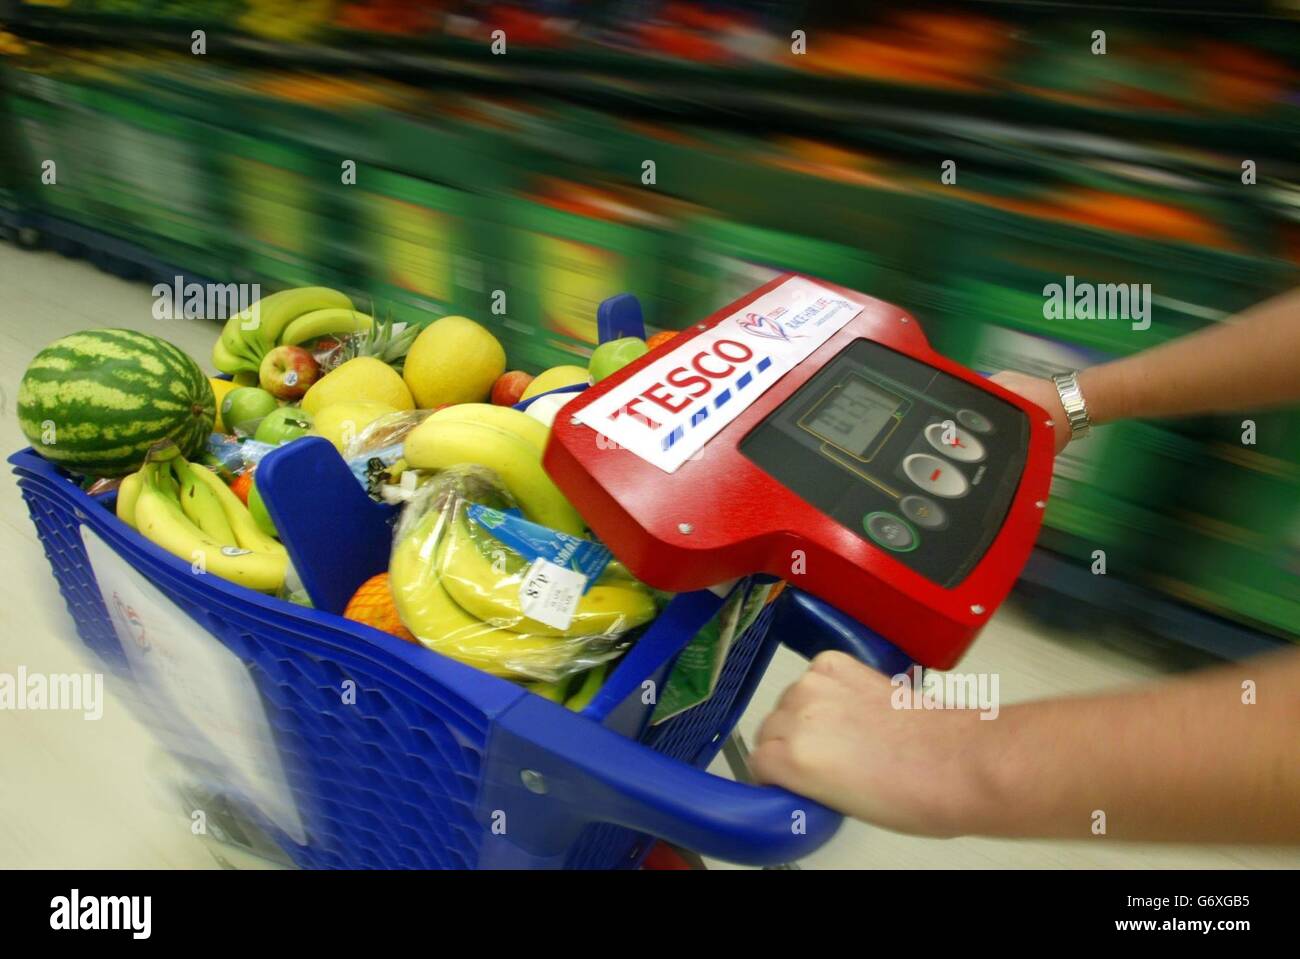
[
  {"x1": 521, "y1": 365, "x2": 591, "y2": 400},
  {"x1": 313, "y1": 401, "x2": 401, "y2": 452},
  {"x1": 302, "y1": 357, "x2": 414, "y2": 416},
  {"x1": 209, "y1": 377, "x2": 237, "y2": 433},
  {"x1": 403, "y1": 316, "x2": 505, "y2": 409}
]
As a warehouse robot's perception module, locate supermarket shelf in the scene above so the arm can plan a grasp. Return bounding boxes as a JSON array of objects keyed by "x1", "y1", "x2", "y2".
[
  {"x1": 966, "y1": 0, "x2": 1299, "y2": 18},
  {"x1": 7, "y1": 9, "x2": 1300, "y2": 154},
  {"x1": 1016, "y1": 545, "x2": 1290, "y2": 662}
]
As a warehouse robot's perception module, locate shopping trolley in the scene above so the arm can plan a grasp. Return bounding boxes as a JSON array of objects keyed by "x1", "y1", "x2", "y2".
[
  {"x1": 10, "y1": 298, "x2": 924, "y2": 870},
  {"x1": 12, "y1": 438, "x2": 916, "y2": 868}
]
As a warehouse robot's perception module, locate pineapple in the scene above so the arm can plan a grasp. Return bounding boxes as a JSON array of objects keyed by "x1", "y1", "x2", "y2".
[{"x1": 326, "y1": 312, "x2": 420, "y2": 374}]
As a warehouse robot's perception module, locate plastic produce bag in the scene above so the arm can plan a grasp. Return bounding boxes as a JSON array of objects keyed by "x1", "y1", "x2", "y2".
[
  {"x1": 343, "y1": 409, "x2": 431, "y2": 460},
  {"x1": 389, "y1": 466, "x2": 661, "y2": 683},
  {"x1": 343, "y1": 409, "x2": 432, "y2": 503}
]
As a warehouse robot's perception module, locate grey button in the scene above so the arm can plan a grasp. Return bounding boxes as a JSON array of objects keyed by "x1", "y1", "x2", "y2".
[
  {"x1": 902, "y1": 453, "x2": 969, "y2": 498},
  {"x1": 957, "y1": 408, "x2": 993, "y2": 434},
  {"x1": 900, "y1": 494, "x2": 947, "y2": 530},
  {"x1": 864, "y1": 512, "x2": 917, "y2": 552},
  {"x1": 925, "y1": 421, "x2": 986, "y2": 463}
]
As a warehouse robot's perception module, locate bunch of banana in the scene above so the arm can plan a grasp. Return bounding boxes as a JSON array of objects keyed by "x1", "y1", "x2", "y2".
[
  {"x1": 118, "y1": 449, "x2": 289, "y2": 594},
  {"x1": 439, "y1": 513, "x2": 654, "y2": 637},
  {"x1": 211, "y1": 286, "x2": 373, "y2": 375},
  {"x1": 531, "y1": 663, "x2": 608, "y2": 710},
  {"x1": 389, "y1": 504, "x2": 654, "y2": 681},
  {"x1": 403, "y1": 404, "x2": 585, "y2": 536}
]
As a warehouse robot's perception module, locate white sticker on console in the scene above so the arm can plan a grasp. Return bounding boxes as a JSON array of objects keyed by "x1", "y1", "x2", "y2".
[{"x1": 575, "y1": 277, "x2": 864, "y2": 473}]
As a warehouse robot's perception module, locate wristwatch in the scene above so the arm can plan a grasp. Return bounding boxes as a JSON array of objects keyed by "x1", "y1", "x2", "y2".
[{"x1": 1051, "y1": 371, "x2": 1092, "y2": 440}]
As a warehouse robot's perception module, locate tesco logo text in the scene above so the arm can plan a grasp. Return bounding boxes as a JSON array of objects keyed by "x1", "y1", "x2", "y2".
[{"x1": 607, "y1": 339, "x2": 754, "y2": 430}]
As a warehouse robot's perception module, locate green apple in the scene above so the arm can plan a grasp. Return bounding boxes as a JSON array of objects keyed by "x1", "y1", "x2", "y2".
[
  {"x1": 589, "y1": 337, "x2": 649, "y2": 383},
  {"x1": 247, "y1": 477, "x2": 278, "y2": 538},
  {"x1": 221, "y1": 387, "x2": 279, "y2": 436},
  {"x1": 253, "y1": 406, "x2": 314, "y2": 446}
]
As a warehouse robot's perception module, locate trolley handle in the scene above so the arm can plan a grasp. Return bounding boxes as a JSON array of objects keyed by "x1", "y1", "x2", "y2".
[
  {"x1": 488, "y1": 695, "x2": 843, "y2": 867},
  {"x1": 775, "y1": 588, "x2": 914, "y2": 676}
]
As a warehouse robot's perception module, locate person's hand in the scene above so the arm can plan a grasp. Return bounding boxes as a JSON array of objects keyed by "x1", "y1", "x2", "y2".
[
  {"x1": 750, "y1": 651, "x2": 993, "y2": 837},
  {"x1": 989, "y1": 371, "x2": 1072, "y2": 454}
]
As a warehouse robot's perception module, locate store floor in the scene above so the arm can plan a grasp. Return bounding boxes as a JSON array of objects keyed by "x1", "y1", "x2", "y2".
[{"x1": 1, "y1": 244, "x2": 1294, "y2": 870}]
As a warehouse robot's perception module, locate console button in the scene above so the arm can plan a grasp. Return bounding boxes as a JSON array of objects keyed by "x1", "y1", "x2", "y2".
[
  {"x1": 925, "y1": 422, "x2": 986, "y2": 463},
  {"x1": 956, "y1": 408, "x2": 993, "y2": 434},
  {"x1": 900, "y1": 494, "x2": 947, "y2": 530},
  {"x1": 864, "y1": 512, "x2": 917, "y2": 552},
  {"x1": 903, "y1": 453, "x2": 969, "y2": 498}
]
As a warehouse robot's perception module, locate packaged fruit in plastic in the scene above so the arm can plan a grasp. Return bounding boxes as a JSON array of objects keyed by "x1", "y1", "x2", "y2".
[{"x1": 388, "y1": 467, "x2": 658, "y2": 683}]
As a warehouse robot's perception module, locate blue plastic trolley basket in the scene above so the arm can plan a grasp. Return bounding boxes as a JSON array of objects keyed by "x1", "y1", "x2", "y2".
[{"x1": 10, "y1": 295, "x2": 911, "y2": 869}]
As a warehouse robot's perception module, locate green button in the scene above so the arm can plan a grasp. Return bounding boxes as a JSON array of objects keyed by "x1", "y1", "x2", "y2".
[{"x1": 863, "y1": 512, "x2": 918, "y2": 552}]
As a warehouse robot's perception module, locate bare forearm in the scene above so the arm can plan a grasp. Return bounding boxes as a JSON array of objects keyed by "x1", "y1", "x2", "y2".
[
  {"x1": 961, "y1": 648, "x2": 1300, "y2": 842},
  {"x1": 1079, "y1": 287, "x2": 1300, "y2": 426}
]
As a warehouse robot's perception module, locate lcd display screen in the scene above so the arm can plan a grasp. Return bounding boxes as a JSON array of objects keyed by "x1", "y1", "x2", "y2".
[{"x1": 799, "y1": 375, "x2": 901, "y2": 458}]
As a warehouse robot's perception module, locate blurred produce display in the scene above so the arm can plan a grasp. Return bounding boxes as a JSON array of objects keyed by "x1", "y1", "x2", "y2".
[{"x1": 2, "y1": 0, "x2": 1298, "y2": 643}]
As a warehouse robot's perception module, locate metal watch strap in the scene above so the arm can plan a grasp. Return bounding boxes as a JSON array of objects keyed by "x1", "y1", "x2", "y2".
[{"x1": 1051, "y1": 371, "x2": 1092, "y2": 440}]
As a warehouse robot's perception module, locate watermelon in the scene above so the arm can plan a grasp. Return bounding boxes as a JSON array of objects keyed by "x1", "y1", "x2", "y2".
[{"x1": 18, "y1": 329, "x2": 216, "y2": 478}]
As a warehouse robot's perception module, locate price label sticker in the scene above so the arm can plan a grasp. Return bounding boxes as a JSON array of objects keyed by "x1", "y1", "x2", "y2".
[{"x1": 519, "y1": 558, "x2": 588, "y2": 631}]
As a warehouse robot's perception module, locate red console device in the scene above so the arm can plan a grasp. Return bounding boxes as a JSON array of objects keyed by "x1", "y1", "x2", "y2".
[{"x1": 545, "y1": 275, "x2": 1055, "y2": 668}]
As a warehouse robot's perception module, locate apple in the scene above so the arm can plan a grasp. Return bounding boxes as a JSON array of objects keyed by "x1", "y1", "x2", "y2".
[
  {"x1": 253, "y1": 406, "x2": 314, "y2": 446},
  {"x1": 260, "y1": 344, "x2": 320, "y2": 400},
  {"x1": 247, "y1": 477, "x2": 278, "y2": 538},
  {"x1": 220, "y1": 387, "x2": 279, "y2": 436},
  {"x1": 491, "y1": 370, "x2": 535, "y2": 406},
  {"x1": 589, "y1": 337, "x2": 649, "y2": 383}
]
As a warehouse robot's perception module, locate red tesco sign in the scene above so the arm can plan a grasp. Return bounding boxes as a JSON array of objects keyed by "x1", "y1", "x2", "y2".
[{"x1": 607, "y1": 338, "x2": 754, "y2": 432}]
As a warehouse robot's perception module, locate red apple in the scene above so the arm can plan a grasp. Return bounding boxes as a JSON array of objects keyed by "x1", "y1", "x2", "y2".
[
  {"x1": 491, "y1": 370, "x2": 535, "y2": 407},
  {"x1": 259, "y1": 345, "x2": 320, "y2": 401}
]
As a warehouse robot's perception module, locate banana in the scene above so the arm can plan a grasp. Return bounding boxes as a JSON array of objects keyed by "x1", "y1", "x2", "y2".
[
  {"x1": 157, "y1": 461, "x2": 181, "y2": 501},
  {"x1": 116, "y1": 470, "x2": 143, "y2": 529},
  {"x1": 530, "y1": 677, "x2": 573, "y2": 704},
  {"x1": 403, "y1": 418, "x2": 584, "y2": 536},
  {"x1": 436, "y1": 513, "x2": 655, "y2": 638},
  {"x1": 211, "y1": 335, "x2": 260, "y2": 375},
  {"x1": 389, "y1": 511, "x2": 568, "y2": 678},
  {"x1": 233, "y1": 287, "x2": 354, "y2": 358},
  {"x1": 424, "y1": 403, "x2": 549, "y2": 456},
  {"x1": 564, "y1": 663, "x2": 607, "y2": 712},
  {"x1": 185, "y1": 462, "x2": 285, "y2": 555},
  {"x1": 133, "y1": 463, "x2": 287, "y2": 593},
  {"x1": 279, "y1": 308, "x2": 373, "y2": 346},
  {"x1": 175, "y1": 460, "x2": 237, "y2": 544},
  {"x1": 220, "y1": 314, "x2": 265, "y2": 367}
]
